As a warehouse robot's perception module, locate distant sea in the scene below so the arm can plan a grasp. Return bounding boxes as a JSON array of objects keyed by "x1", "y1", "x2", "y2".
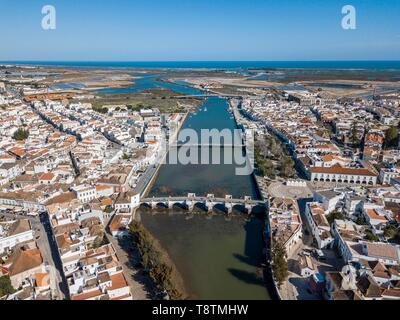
[{"x1": 2, "y1": 61, "x2": 400, "y2": 70}]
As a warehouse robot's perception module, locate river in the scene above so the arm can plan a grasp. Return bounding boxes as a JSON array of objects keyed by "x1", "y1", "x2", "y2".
[
  {"x1": 95, "y1": 72, "x2": 271, "y2": 299},
  {"x1": 123, "y1": 75, "x2": 270, "y2": 300}
]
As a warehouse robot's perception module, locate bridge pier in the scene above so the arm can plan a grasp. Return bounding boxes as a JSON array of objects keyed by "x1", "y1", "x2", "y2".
[
  {"x1": 185, "y1": 201, "x2": 195, "y2": 212},
  {"x1": 205, "y1": 201, "x2": 214, "y2": 213},
  {"x1": 141, "y1": 194, "x2": 264, "y2": 215},
  {"x1": 225, "y1": 202, "x2": 233, "y2": 215},
  {"x1": 245, "y1": 204, "x2": 253, "y2": 214}
]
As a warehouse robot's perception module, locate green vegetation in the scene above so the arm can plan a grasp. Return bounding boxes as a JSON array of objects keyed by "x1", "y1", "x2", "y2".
[
  {"x1": 384, "y1": 224, "x2": 399, "y2": 240},
  {"x1": 103, "y1": 206, "x2": 114, "y2": 214},
  {"x1": 255, "y1": 146, "x2": 275, "y2": 179},
  {"x1": 256, "y1": 135, "x2": 284, "y2": 160},
  {"x1": 92, "y1": 234, "x2": 109, "y2": 249},
  {"x1": 122, "y1": 153, "x2": 131, "y2": 161},
  {"x1": 316, "y1": 121, "x2": 333, "y2": 139},
  {"x1": 254, "y1": 134, "x2": 296, "y2": 179},
  {"x1": 355, "y1": 214, "x2": 368, "y2": 226},
  {"x1": 0, "y1": 276, "x2": 15, "y2": 298},
  {"x1": 271, "y1": 242, "x2": 289, "y2": 289},
  {"x1": 129, "y1": 221, "x2": 183, "y2": 299},
  {"x1": 84, "y1": 89, "x2": 202, "y2": 114},
  {"x1": 93, "y1": 106, "x2": 109, "y2": 114},
  {"x1": 279, "y1": 156, "x2": 295, "y2": 178},
  {"x1": 384, "y1": 126, "x2": 399, "y2": 149},
  {"x1": 326, "y1": 210, "x2": 346, "y2": 225},
  {"x1": 13, "y1": 128, "x2": 29, "y2": 141},
  {"x1": 364, "y1": 230, "x2": 379, "y2": 242}
]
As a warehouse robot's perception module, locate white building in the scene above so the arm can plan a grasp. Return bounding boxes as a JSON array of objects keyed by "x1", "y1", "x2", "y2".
[
  {"x1": 313, "y1": 190, "x2": 342, "y2": 214},
  {"x1": 72, "y1": 185, "x2": 97, "y2": 203},
  {"x1": 304, "y1": 202, "x2": 334, "y2": 249},
  {"x1": 309, "y1": 164, "x2": 378, "y2": 186},
  {"x1": 269, "y1": 198, "x2": 303, "y2": 257},
  {"x1": 0, "y1": 163, "x2": 22, "y2": 180},
  {"x1": 379, "y1": 168, "x2": 400, "y2": 185},
  {"x1": 0, "y1": 219, "x2": 34, "y2": 254}
]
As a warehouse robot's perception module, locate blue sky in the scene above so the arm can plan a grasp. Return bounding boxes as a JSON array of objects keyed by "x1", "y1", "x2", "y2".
[{"x1": 0, "y1": 0, "x2": 399, "y2": 61}]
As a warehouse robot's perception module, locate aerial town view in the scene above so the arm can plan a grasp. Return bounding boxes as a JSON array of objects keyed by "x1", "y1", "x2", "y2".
[{"x1": 0, "y1": 0, "x2": 400, "y2": 310}]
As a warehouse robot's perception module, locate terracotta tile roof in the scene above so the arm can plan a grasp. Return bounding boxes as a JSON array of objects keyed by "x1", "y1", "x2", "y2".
[
  {"x1": 0, "y1": 154, "x2": 15, "y2": 159},
  {"x1": 310, "y1": 163, "x2": 376, "y2": 176},
  {"x1": 71, "y1": 289, "x2": 104, "y2": 301},
  {"x1": 8, "y1": 248, "x2": 43, "y2": 276},
  {"x1": 109, "y1": 272, "x2": 128, "y2": 291},
  {"x1": 39, "y1": 172, "x2": 55, "y2": 181},
  {"x1": 381, "y1": 288, "x2": 400, "y2": 298},
  {"x1": 365, "y1": 242, "x2": 399, "y2": 261},
  {"x1": 365, "y1": 209, "x2": 388, "y2": 222},
  {"x1": 96, "y1": 184, "x2": 111, "y2": 191},
  {"x1": 45, "y1": 192, "x2": 76, "y2": 205},
  {"x1": 8, "y1": 147, "x2": 26, "y2": 157},
  {"x1": 100, "y1": 198, "x2": 113, "y2": 207},
  {"x1": 35, "y1": 272, "x2": 50, "y2": 288},
  {"x1": 109, "y1": 215, "x2": 126, "y2": 233}
]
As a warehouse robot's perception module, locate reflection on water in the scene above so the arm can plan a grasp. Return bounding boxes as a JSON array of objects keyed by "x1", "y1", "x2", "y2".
[
  {"x1": 150, "y1": 97, "x2": 259, "y2": 199},
  {"x1": 97, "y1": 73, "x2": 203, "y2": 95},
  {"x1": 142, "y1": 93, "x2": 269, "y2": 299},
  {"x1": 140, "y1": 212, "x2": 270, "y2": 300}
]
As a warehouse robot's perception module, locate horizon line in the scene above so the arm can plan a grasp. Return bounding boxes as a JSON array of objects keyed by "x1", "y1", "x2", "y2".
[{"x1": 2, "y1": 59, "x2": 400, "y2": 63}]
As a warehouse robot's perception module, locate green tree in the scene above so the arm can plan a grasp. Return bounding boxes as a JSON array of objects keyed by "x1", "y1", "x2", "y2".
[
  {"x1": 271, "y1": 242, "x2": 289, "y2": 288},
  {"x1": 364, "y1": 230, "x2": 379, "y2": 242},
  {"x1": 279, "y1": 156, "x2": 295, "y2": 178},
  {"x1": 122, "y1": 153, "x2": 131, "y2": 160},
  {"x1": 383, "y1": 225, "x2": 398, "y2": 239},
  {"x1": 327, "y1": 210, "x2": 346, "y2": 225},
  {"x1": 0, "y1": 276, "x2": 15, "y2": 298},
  {"x1": 93, "y1": 106, "x2": 109, "y2": 114},
  {"x1": 263, "y1": 159, "x2": 276, "y2": 179},
  {"x1": 384, "y1": 126, "x2": 399, "y2": 149},
  {"x1": 355, "y1": 214, "x2": 368, "y2": 226},
  {"x1": 128, "y1": 221, "x2": 182, "y2": 299},
  {"x1": 92, "y1": 234, "x2": 109, "y2": 249},
  {"x1": 13, "y1": 128, "x2": 29, "y2": 141},
  {"x1": 150, "y1": 263, "x2": 173, "y2": 291},
  {"x1": 103, "y1": 206, "x2": 114, "y2": 214}
]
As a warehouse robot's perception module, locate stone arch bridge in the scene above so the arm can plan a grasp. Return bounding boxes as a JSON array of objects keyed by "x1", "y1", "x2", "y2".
[{"x1": 141, "y1": 194, "x2": 266, "y2": 214}]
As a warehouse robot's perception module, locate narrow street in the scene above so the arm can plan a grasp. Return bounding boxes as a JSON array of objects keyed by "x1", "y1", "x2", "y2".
[
  {"x1": 35, "y1": 218, "x2": 67, "y2": 300},
  {"x1": 0, "y1": 211, "x2": 68, "y2": 299},
  {"x1": 105, "y1": 233, "x2": 153, "y2": 300}
]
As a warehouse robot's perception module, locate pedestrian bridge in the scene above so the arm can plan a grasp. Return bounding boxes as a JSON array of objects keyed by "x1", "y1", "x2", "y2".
[{"x1": 141, "y1": 193, "x2": 266, "y2": 214}]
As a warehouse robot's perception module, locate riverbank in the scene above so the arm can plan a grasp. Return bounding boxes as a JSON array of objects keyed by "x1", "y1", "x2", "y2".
[
  {"x1": 139, "y1": 111, "x2": 189, "y2": 197},
  {"x1": 135, "y1": 88, "x2": 272, "y2": 299},
  {"x1": 140, "y1": 211, "x2": 271, "y2": 300},
  {"x1": 129, "y1": 219, "x2": 189, "y2": 300}
]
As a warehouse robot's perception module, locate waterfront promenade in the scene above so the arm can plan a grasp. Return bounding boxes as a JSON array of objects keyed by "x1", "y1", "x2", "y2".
[{"x1": 133, "y1": 113, "x2": 188, "y2": 197}]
